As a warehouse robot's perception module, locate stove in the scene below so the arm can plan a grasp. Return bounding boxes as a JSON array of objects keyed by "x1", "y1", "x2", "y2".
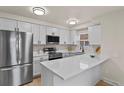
[
  {"x1": 49, "y1": 52, "x2": 63, "y2": 60},
  {"x1": 43, "y1": 47, "x2": 63, "y2": 60}
]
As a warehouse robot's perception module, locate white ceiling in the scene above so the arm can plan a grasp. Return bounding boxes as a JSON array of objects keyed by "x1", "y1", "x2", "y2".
[{"x1": 0, "y1": 6, "x2": 123, "y2": 27}]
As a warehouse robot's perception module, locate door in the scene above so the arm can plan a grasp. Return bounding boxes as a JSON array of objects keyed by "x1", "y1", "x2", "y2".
[
  {"x1": 65, "y1": 30, "x2": 71, "y2": 44},
  {"x1": 60, "y1": 29, "x2": 65, "y2": 44},
  {"x1": 39, "y1": 25, "x2": 46, "y2": 44},
  {"x1": 60, "y1": 29, "x2": 70, "y2": 44},
  {"x1": 0, "y1": 64, "x2": 33, "y2": 86},
  {"x1": 0, "y1": 18, "x2": 17, "y2": 31},
  {"x1": 18, "y1": 32, "x2": 33, "y2": 64},
  {"x1": 33, "y1": 61, "x2": 42, "y2": 76},
  {"x1": 88, "y1": 25, "x2": 101, "y2": 45},
  {"x1": 0, "y1": 30, "x2": 18, "y2": 67},
  {"x1": 70, "y1": 30, "x2": 78, "y2": 45}
]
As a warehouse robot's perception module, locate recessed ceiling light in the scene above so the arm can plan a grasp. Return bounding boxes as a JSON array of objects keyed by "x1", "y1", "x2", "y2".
[
  {"x1": 33, "y1": 7, "x2": 48, "y2": 15},
  {"x1": 66, "y1": 18, "x2": 79, "y2": 25}
]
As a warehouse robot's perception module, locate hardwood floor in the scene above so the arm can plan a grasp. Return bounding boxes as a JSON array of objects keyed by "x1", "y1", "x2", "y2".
[
  {"x1": 23, "y1": 76, "x2": 111, "y2": 86},
  {"x1": 23, "y1": 77, "x2": 41, "y2": 86},
  {"x1": 96, "y1": 80, "x2": 112, "y2": 86}
]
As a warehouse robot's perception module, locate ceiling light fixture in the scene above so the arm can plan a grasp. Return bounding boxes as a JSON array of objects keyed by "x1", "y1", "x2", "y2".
[
  {"x1": 33, "y1": 7, "x2": 48, "y2": 15},
  {"x1": 66, "y1": 18, "x2": 79, "y2": 25}
]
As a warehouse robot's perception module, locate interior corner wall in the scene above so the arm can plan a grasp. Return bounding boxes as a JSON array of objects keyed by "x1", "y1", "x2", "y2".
[{"x1": 94, "y1": 9, "x2": 124, "y2": 85}]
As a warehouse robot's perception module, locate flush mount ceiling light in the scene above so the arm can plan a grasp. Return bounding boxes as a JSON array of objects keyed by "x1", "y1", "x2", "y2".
[
  {"x1": 33, "y1": 7, "x2": 48, "y2": 15},
  {"x1": 66, "y1": 18, "x2": 79, "y2": 25}
]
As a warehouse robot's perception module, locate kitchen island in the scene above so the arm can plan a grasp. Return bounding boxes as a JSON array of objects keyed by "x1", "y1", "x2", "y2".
[{"x1": 40, "y1": 54, "x2": 109, "y2": 86}]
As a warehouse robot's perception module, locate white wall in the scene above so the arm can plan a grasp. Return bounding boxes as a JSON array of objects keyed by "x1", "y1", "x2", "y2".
[{"x1": 93, "y1": 9, "x2": 124, "y2": 85}]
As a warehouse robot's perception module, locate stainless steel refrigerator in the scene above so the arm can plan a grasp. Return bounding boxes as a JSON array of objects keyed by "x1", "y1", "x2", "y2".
[{"x1": 0, "y1": 30, "x2": 33, "y2": 86}]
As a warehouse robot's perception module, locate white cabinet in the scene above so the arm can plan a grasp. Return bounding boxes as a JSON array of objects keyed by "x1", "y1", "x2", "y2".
[
  {"x1": 18, "y1": 21, "x2": 32, "y2": 32},
  {"x1": 39, "y1": 25, "x2": 46, "y2": 44},
  {"x1": 60, "y1": 29, "x2": 65, "y2": 44},
  {"x1": 33, "y1": 55, "x2": 48, "y2": 76},
  {"x1": 46, "y1": 26, "x2": 59, "y2": 36},
  {"x1": 0, "y1": 18, "x2": 32, "y2": 32},
  {"x1": 60, "y1": 29, "x2": 66, "y2": 44},
  {"x1": 88, "y1": 25, "x2": 101, "y2": 45},
  {"x1": 32, "y1": 24, "x2": 46, "y2": 45},
  {"x1": 32, "y1": 24, "x2": 40, "y2": 44},
  {"x1": 33, "y1": 56, "x2": 42, "y2": 76},
  {"x1": 60, "y1": 29, "x2": 70, "y2": 44},
  {"x1": 0, "y1": 18, "x2": 17, "y2": 31},
  {"x1": 70, "y1": 30, "x2": 78, "y2": 45},
  {"x1": 65, "y1": 30, "x2": 71, "y2": 44},
  {"x1": 33, "y1": 61, "x2": 41, "y2": 76}
]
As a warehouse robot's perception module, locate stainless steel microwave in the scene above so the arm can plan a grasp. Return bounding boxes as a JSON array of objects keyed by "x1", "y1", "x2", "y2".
[{"x1": 46, "y1": 35, "x2": 60, "y2": 44}]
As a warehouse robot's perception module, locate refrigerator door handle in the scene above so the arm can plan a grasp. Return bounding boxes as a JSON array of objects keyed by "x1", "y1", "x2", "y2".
[
  {"x1": 16, "y1": 33, "x2": 19, "y2": 62},
  {"x1": 18, "y1": 33, "x2": 22, "y2": 64},
  {"x1": 0, "y1": 64, "x2": 32, "y2": 71},
  {"x1": 0, "y1": 67, "x2": 16, "y2": 71}
]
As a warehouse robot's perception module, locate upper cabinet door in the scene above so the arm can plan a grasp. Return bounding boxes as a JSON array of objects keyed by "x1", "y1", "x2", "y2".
[
  {"x1": 0, "y1": 18, "x2": 17, "y2": 31},
  {"x1": 70, "y1": 30, "x2": 78, "y2": 45},
  {"x1": 88, "y1": 25, "x2": 101, "y2": 45},
  {"x1": 31, "y1": 24, "x2": 40, "y2": 44},
  {"x1": 46, "y1": 26, "x2": 59, "y2": 36},
  {"x1": 60, "y1": 29, "x2": 70, "y2": 44},
  {"x1": 59, "y1": 29, "x2": 65, "y2": 44},
  {"x1": 65, "y1": 30, "x2": 71, "y2": 44},
  {"x1": 18, "y1": 21, "x2": 32, "y2": 32},
  {"x1": 39, "y1": 25, "x2": 46, "y2": 44}
]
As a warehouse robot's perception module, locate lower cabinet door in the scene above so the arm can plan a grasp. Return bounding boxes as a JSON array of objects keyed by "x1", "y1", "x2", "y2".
[
  {"x1": 33, "y1": 62, "x2": 36, "y2": 76},
  {"x1": 33, "y1": 61, "x2": 41, "y2": 76},
  {"x1": 0, "y1": 64, "x2": 33, "y2": 86}
]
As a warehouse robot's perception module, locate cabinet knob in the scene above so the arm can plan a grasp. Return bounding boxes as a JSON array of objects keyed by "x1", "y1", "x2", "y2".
[{"x1": 52, "y1": 32, "x2": 55, "y2": 35}]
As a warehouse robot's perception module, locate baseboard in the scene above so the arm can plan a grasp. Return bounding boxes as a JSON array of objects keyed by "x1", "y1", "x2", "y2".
[{"x1": 102, "y1": 77, "x2": 120, "y2": 86}]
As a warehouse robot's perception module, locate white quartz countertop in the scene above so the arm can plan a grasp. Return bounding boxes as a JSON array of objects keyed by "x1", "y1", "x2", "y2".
[{"x1": 40, "y1": 54, "x2": 109, "y2": 80}]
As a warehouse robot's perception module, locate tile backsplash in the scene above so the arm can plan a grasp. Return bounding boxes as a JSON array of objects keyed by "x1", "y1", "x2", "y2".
[
  {"x1": 33, "y1": 44, "x2": 101, "y2": 56},
  {"x1": 33, "y1": 44, "x2": 75, "y2": 54}
]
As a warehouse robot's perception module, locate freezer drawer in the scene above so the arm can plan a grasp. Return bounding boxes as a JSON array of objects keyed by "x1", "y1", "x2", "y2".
[{"x1": 0, "y1": 64, "x2": 33, "y2": 86}]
